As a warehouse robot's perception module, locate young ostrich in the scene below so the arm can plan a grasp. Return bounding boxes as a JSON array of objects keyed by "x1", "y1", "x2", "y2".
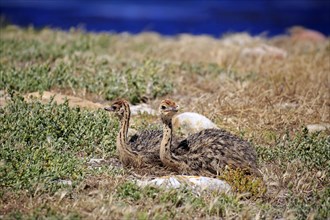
[
  {"x1": 159, "y1": 99, "x2": 261, "y2": 177},
  {"x1": 104, "y1": 99, "x2": 181, "y2": 168}
]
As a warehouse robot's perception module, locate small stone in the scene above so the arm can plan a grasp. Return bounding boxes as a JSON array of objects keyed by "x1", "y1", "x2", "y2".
[
  {"x1": 87, "y1": 158, "x2": 107, "y2": 166},
  {"x1": 241, "y1": 44, "x2": 287, "y2": 59},
  {"x1": 130, "y1": 104, "x2": 156, "y2": 115},
  {"x1": 137, "y1": 175, "x2": 231, "y2": 193},
  {"x1": 306, "y1": 124, "x2": 330, "y2": 133},
  {"x1": 54, "y1": 179, "x2": 72, "y2": 186},
  {"x1": 87, "y1": 157, "x2": 123, "y2": 169},
  {"x1": 275, "y1": 102, "x2": 299, "y2": 110}
]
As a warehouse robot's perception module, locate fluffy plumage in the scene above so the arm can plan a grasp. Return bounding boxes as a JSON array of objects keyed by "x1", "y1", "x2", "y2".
[
  {"x1": 104, "y1": 99, "x2": 182, "y2": 167},
  {"x1": 159, "y1": 99, "x2": 261, "y2": 177}
]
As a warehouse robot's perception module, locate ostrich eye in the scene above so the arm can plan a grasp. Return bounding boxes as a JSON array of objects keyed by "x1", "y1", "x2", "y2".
[
  {"x1": 111, "y1": 105, "x2": 117, "y2": 110},
  {"x1": 161, "y1": 105, "x2": 166, "y2": 110}
]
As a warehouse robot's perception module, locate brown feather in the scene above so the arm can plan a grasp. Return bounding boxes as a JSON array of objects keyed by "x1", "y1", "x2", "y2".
[
  {"x1": 159, "y1": 99, "x2": 261, "y2": 177},
  {"x1": 105, "y1": 99, "x2": 183, "y2": 168}
]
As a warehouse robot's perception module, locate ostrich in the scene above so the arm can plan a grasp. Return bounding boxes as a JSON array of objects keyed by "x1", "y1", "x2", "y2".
[
  {"x1": 104, "y1": 99, "x2": 183, "y2": 167},
  {"x1": 159, "y1": 99, "x2": 261, "y2": 177}
]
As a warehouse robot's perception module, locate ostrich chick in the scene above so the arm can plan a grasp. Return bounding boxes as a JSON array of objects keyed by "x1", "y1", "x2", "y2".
[
  {"x1": 104, "y1": 99, "x2": 181, "y2": 168},
  {"x1": 159, "y1": 99, "x2": 261, "y2": 177}
]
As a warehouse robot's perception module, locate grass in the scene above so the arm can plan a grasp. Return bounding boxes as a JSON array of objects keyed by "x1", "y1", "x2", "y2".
[
  {"x1": 257, "y1": 129, "x2": 330, "y2": 172},
  {"x1": 0, "y1": 93, "x2": 118, "y2": 193},
  {"x1": 0, "y1": 25, "x2": 329, "y2": 219},
  {"x1": 0, "y1": 27, "x2": 173, "y2": 103}
]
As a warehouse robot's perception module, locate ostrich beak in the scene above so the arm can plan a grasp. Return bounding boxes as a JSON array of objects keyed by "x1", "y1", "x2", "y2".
[
  {"x1": 169, "y1": 106, "x2": 179, "y2": 112},
  {"x1": 104, "y1": 106, "x2": 114, "y2": 112}
]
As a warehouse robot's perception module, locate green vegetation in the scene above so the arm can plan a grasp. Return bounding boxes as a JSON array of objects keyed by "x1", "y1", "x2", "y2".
[
  {"x1": 0, "y1": 59, "x2": 173, "y2": 104},
  {"x1": 1, "y1": 26, "x2": 329, "y2": 219},
  {"x1": 220, "y1": 168, "x2": 267, "y2": 198},
  {"x1": 257, "y1": 129, "x2": 330, "y2": 173},
  {"x1": 0, "y1": 94, "x2": 117, "y2": 193},
  {"x1": 0, "y1": 27, "x2": 173, "y2": 103},
  {"x1": 288, "y1": 187, "x2": 330, "y2": 220},
  {"x1": 6, "y1": 206, "x2": 81, "y2": 220}
]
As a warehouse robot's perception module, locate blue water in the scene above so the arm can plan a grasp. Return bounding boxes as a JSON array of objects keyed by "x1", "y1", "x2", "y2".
[{"x1": 1, "y1": 0, "x2": 329, "y2": 36}]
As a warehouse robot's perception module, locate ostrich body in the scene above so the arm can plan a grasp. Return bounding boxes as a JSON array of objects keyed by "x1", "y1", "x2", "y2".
[
  {"x1": 104, "y1": 99, "x2": 181, "y2": 167},
  {"x1": 159, "y1": 99, "x2": 261, "y2": 177}
]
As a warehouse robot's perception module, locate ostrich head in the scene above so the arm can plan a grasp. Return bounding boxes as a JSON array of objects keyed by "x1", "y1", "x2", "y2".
[
  {"x1": 159, "y1": 99, "x2": 179, "y2": 121},
  {"x1": 104, "y1": 99, "x2": 130, "y2": 120}
]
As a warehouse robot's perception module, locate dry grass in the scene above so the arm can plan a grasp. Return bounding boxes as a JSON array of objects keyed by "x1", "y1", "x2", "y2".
[{"x1": 1, "y1": 25, "x2": 329, "y2": 219}]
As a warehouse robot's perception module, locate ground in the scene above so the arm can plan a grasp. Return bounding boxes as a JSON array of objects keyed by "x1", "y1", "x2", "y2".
[{"x1": 0, "y1": 25, "x2": 329, "y2": 219}]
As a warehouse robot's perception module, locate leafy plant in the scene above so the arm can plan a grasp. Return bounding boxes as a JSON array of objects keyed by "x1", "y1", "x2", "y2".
[
  {"x1": 256, "y1": 129, "x2": 330, "y2": 172},
  {"x1": 288, "y1": 187, "x2": 330, "y2": 220},
  {"x1": 116, "y1": 181, "x2": 142, "y2": 201},
  {"x1": 220, "y1": 168, "x2": 266, "y2": 198},
  {"x1": 207, "y1": 193, "x2": 241, "y2": 216},
  {"x1": 0, "y1": 31, "x2": 174, "y2": 104},
  {"x1": 159, "y1": 188, "x2": 205, "y2": 209},
  {"x1": 0, "y1": 94, "x2": 117, "y2": 193}
]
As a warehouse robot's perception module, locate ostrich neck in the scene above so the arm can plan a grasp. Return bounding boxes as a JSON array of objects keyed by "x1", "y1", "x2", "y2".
[
  {"x1": 118, "y1": 111, "x2": 129, "y2": 145},
  {"x1": 160, "y1": 117, "x2": 183, "y2": 170},
  {"x1": 160, "y1": 117, "x2": 173, "y2": 161},
  {"x1": 117, "y1": 106, "x2": 136, "y2": 159}
]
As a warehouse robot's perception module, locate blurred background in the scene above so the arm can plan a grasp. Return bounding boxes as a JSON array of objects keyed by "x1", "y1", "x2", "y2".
[{"x1": 0, "y1": 0, "x2": 329, "y2": 37}]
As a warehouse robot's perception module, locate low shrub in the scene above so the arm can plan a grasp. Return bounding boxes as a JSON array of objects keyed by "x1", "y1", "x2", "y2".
[{"x1": 0, "y1": 94, "x2": 117, "y2": 193}]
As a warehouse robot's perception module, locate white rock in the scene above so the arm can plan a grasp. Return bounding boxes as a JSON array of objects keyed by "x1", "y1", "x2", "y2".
[
  {"x1": 87, "y1": 158, "x2": 107, "y2": 166},
  {"x1": 173, "y1": 112, "x2": 218, "y2": 135},
  {"x1": 306, "y1": 124, "x2": 330, "y2": 133},
  {"x1": 275, "y1": 102, "x2": 299, "y2": 110},
  {"x1": 87, "y1": 157, "x2": 123, "y2": 169},
  {"x1": 241, "y1": 44, "x2": 287, "y2": 59},
  {"x1": 130, "y1": 104, "x2": 157, "y2": 115},
  {"x1": 54, "y1": 179, "x2": 72, "y2": 186},
  {"x1": 137, "y1": 175, "x2": 231, "y2": 193}
]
